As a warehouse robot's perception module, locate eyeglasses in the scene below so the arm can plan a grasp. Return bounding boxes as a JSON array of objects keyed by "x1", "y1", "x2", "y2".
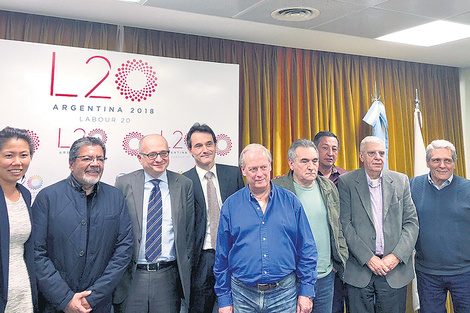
[
  {"x1": 140, "y1": 150, "x2": 170, "y2": 160},
  {"x1": 76, "y1": 155, "x2": 107, "y2": 163}
]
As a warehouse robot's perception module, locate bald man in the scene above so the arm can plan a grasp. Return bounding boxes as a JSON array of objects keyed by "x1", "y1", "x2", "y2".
[{"x1": 113, "y1": 134, "x2": 194, "y2": 313}]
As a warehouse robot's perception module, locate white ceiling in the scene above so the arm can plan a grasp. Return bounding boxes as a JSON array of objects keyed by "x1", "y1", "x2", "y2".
[{"x1": 2, "y1": 0, "x2": 470, "y2": 67}]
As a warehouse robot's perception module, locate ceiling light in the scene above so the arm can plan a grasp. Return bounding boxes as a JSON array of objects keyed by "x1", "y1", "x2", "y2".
[
  {"x1": 271, "y1": 7, "x2": 320, "y2": 22},
  {"x1": 376, "y1": 20, "x2": 470, "y2": 47}
]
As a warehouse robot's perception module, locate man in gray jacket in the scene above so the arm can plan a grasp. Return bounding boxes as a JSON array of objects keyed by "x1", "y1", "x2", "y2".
[
  {"x1": 273, "y1": 139, "x2": 348, "y2": 313},
  {"x1": 338, "y1": 136, "x2": 418, "y2": 313}
]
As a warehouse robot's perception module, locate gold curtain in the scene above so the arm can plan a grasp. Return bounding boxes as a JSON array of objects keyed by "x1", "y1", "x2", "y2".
[
  {"x1": 119, "y1": 26, "x2": 465, "y2": 178},
  {"x1": 0, "y1": 9, "x2": 463, "y2": 313}
]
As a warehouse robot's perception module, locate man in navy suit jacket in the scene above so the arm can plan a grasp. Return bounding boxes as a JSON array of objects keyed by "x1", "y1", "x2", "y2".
[{"x1": 183, "y1": 123, "x2": 244, "y2": 313}]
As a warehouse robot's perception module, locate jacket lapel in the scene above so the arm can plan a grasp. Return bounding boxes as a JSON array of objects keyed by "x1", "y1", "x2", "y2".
[
  {"x1": 132, "y1": 170, "x2": 145, "y2": 235},
  {"x1": 381, "y1": 170, "x2": 395, "y2": 219},
  {"x1": 355, "y1": 168, "x2": 374, "y2": 224}
]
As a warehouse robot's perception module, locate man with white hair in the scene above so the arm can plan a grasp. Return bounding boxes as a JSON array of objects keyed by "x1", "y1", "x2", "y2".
[
  {"x1": 214, "y1": 143, "x2": 318, "y2": 313},
  {"x1": 338, "y1": 136, "x2": 418, "y2": 313},
  {"x1": 410, "y1": 139, "x2": 470, "y2": 312}
]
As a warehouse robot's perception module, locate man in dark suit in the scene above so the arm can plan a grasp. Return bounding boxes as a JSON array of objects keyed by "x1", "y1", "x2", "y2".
[
  {"x1": 183, "y1": 123, "x2": 244, "y2": 313},
  {"x1": 338, "y1": 136, "x2": 418, "y2": 313},
  {"x1": 113, "y1": 134, "x2": 194, "y2": 313}
]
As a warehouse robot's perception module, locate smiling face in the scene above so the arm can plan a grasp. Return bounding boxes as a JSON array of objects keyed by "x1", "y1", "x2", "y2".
[
  {"x1": 359, "y1": 141, "x2": 386, "y2": 179},
  {"x1": 0, "y1": 139, "x2": 32, "y2": 187},
  {"x1": 427, "y1": 148, "x2": 455, "y2": 187},
  {"x1": 138, "y1": 134, "x2": 170, "y2": 179},
  {"x1": 69, "y1": 145, "x2": 104, "y2": 190},
  {"x1": 289, "y1": 146, "x2": 319, "y2": 187},
  {"x1": 189, "y1": 131, "x2": 216, "y2": 171}
]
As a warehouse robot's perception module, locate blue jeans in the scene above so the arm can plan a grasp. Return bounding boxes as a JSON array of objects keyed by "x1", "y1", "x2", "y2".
[
  {"x1": 416, "y1": 270, "x2": 470, "y2": 313},
  {"x1": 313, "y1": 270, "x2": 335, "y2": 313},
  {"x1": 231, "y1": 272, "x2": 298, "y2": 313}
]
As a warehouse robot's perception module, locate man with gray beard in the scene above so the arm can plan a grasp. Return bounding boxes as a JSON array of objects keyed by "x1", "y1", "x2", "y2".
[{"x1": 33, "y1": 137, "x2": 133, "y2": 313}]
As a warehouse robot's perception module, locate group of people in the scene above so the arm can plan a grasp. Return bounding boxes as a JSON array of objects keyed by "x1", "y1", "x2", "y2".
[{"x1": 0, "y1": 124, "x2": 468, "y2": 313}]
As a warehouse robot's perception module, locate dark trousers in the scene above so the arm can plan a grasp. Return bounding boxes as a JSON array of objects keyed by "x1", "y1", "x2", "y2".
[
  {"x1": 416, "y1": 270, "x2": 470, "y2": 313},
  {"x1": 332, "y1": 272, "x2": 348, "y2": 313},
  {"x1": 124, "y1": 263, "x2": 181, "y2": 313},
  {"x1": 189, "y1": 249, "x2": 217, "y2": 313},
  {"x1": 347, "y1": 275, "x2": 407, "y2": 313}
]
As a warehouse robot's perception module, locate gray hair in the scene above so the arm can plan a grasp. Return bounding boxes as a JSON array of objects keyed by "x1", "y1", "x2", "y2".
[
  {"x1": 69, "y1": 137, "x2": 106, "y2": 162},
  {"x1": 287, "y1": 139, "x2": 318, "y2": 162},
  {"x1": 239, "y1": 143, "x2": 272, "y2": 168},
  {"x1": 360, "y1": 136, "x2": 384, "y2": 152},
  {"x1": 425, "y1": 139, "x2": 457, "y2": 162}
]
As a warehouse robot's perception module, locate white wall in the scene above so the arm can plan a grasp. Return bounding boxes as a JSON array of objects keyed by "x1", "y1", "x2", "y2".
[{"x1": 460, "y1": 67, "x2": 470, "y2": 178}]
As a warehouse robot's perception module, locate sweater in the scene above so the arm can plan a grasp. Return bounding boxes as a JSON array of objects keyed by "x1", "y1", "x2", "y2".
[{"x1": 410, "y1": 174, "x2": 470, "y2": 275}]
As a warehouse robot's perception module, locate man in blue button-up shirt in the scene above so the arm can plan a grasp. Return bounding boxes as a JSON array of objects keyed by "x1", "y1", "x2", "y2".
[{"x1": 214, "y1": 143, "x2": 318, "y2": 313}]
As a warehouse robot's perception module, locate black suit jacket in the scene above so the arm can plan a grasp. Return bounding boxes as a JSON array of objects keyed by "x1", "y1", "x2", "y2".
[
  {"x1": 0, "y1": 183, "x2": 38, "y2": 312},
  {"x1": 183, "y1": 163, "x2": 244, "y2": 267}
]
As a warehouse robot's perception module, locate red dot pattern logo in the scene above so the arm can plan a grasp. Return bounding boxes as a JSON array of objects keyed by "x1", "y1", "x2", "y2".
[
  {"x1": 122, "y1": 132, "x2": 144, "y2": 156},
  {"x1": 27, "y1": 130, "x2": 40, "y2": 152},
  {"x1": 216, "y1": 134, "x2": 232, "y2": 156},
  {"x1": 115, "y1": 59, "x2": 157, "y2": 102},
  {"x1": 87, "y1": 128, "x2": 108, "y2": 144}
]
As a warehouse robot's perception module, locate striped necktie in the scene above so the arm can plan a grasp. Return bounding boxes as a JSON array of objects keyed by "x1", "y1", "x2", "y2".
[{"x1": 145, "y1": 179, "x2": 162, "y2": 262}]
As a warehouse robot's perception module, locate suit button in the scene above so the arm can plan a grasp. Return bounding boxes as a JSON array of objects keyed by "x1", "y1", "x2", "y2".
[
  {"x1": 79, "y1": 250, "x2": 85, "y2": 257},
  {"x1": 81, "y1": 220, "x2": 87, "y2": 226}
]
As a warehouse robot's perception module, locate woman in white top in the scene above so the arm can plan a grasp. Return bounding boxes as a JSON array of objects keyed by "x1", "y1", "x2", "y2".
[{"x1": 0, "y1": 127, "x2": 37, "y2": 312}]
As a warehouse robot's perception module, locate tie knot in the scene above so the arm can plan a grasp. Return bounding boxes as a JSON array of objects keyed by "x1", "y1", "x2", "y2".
[
  {"x1": 151, "y1": 179, "x2": 160, "y2": 187},
  {"x1": 205, "y1": 171, "x2": 214, "y2": 180}
]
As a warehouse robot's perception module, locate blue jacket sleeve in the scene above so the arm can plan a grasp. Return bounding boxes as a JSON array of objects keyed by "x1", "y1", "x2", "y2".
[{"x1": 33, "y1": 191, "x2": 75, "y2": 311}]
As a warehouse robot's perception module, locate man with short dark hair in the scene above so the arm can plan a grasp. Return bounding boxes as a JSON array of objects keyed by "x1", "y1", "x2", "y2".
[
  {"x1": 314, "y1": 131, "x2": 347, "y2": 186},
  {"x1": 339, "y1": 136, "x2": 418, "y2": 313},
  {"x1": 33, "y1": 137, "x2": 133, "y2": 312},
  {"x1": 273, "y1": 139, "x2": 348, "y2": 313},
  {"x1": 113, "y1": 134, "x2": 194, "y2": 313},
  {"x1": 410, "y1": 139, "x2": 470, "y2": 312},
  {"x1": 314, "y1": 131, "x2": 348, "y2": 313},
  {"x1": 214, "y1": 143, "x2": 317, "y2": 313},
  {"x1": 183, "y1": 123, "x2": 244, "y2": 313}
]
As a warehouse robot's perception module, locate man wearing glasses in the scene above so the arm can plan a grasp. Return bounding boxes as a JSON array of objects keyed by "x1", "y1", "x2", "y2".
[
  {"x1": 33, "y1": 137, "x2": 133, "y2": 312},
  {"x1": 113, "y1": 134, "x2": 194, "y2": 313},
  {"x1": 338, "y1": 136, "x2": 418, "y2": 313}
]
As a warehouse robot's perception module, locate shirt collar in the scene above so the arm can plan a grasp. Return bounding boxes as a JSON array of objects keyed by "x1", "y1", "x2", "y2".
[
  {"x1": 427, "y1": 173, "x2": 453, "y2": 190},
  {"x1": 144, "y1": 170, "x2": 168, "y2": 184},
  {"x1": 318, "y1": 165, "x2": 338, "y2": 176},
  {"x1": 195, "y1": 164, "x2": 217, "y2": 181},
  {"x1": 365, "y1": 171, "x2": 382, "y2": 188}
]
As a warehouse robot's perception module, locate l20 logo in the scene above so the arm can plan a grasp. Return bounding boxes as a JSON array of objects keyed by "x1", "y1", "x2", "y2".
[{"x1": 115, "y1": 60, "x2": 158, "y2": 102}]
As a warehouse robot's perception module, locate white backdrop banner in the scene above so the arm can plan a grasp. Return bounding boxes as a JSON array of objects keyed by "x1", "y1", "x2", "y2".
[{"x1": 0, "y1": 39, "x2": 239, "y2": 198}]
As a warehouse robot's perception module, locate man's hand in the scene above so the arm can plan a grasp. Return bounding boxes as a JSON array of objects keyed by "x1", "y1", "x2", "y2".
[
  {"x1": 296, "y1": 295, "x2": 313, "y2": 313},
  {"x1": 219, "y1": 305, "x2": 233, "y2": 313},
  {"x1": 64, "y1": 290, "x2": 92, "y2": 313},
  {"x1": 367, "y1": 255, "x2": 389, "y2": 276},
  {"x1": 382, "y1": 254, "x2": 400, "y2": 272}
]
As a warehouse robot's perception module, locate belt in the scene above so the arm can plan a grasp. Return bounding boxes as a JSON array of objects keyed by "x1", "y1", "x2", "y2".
[
  {"x1": 256, "y1": 282, "x2": 278, "y2": 291},
  {"x1": 136, "y1": 260, "x2": 176, "y2": 271}
]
